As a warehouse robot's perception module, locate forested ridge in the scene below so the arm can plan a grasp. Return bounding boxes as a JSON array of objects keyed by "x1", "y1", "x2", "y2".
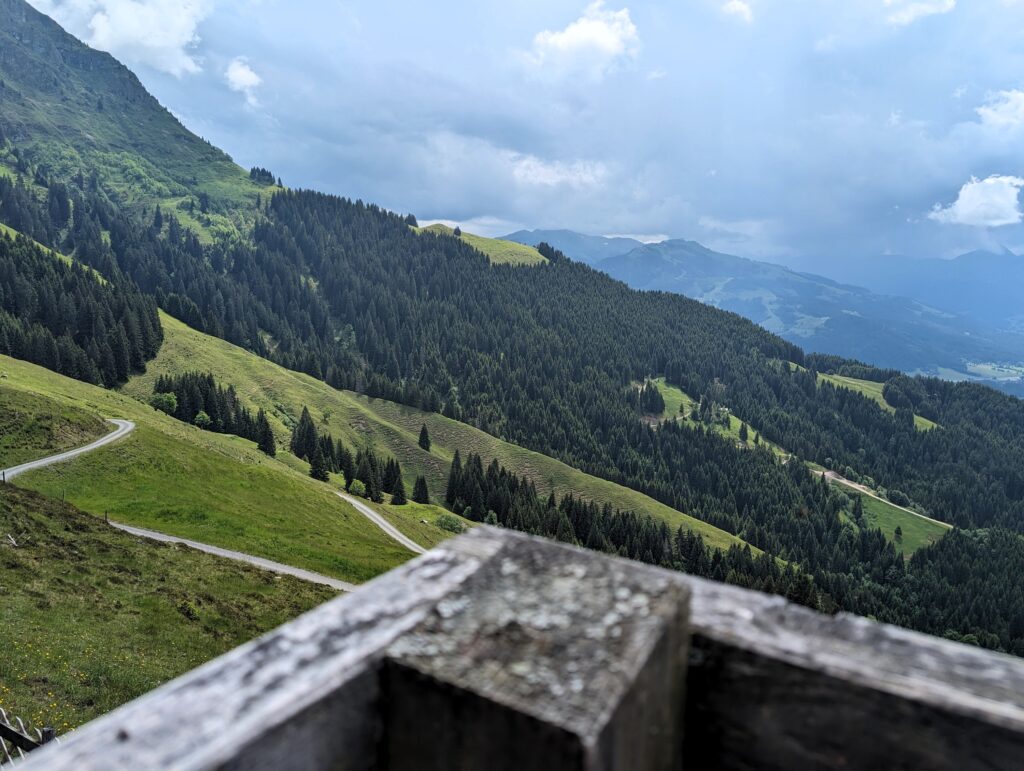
[
  {"x1": 7, "y1": 171, "x2": 1024, "y2": 655},
  {"x1": 0, "y1": 226, "x2": 161, "y2": 386},
  {"x1": 4, "y1": 0, "x2": 1024, "y2": 656}
]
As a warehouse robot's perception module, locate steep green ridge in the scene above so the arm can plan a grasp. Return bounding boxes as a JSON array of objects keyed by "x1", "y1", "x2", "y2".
[
  {"x1": 0, "y1": 0, "x2": 269, "y2": 237},
  {"x1": 856, "y1": 493, "x2": 947, "y2": 558},
  {"x1": 817, "y1": 372, "x2": 937, "y2": 431},
  {"x1": 7, "y1": 0, "x2": 1024, "y2": 653},
  {"x1": 122, "y1": 313, "x2": 748, "y2": 552},
  {"x1": 416, "y1": 223, "x2": 546, "y2": 265},
  {"x1": 650, "y1": 377, "x2": 789, "y2": 458},
  {"x1": 652, "y1": 376, "x2": 948, "y2": 555},
  {"x1": 0, "y1": 384, "x2": 108, "y2": 467},
  {"x1": 0, "y1": 222, "x2": 106, "y2": 281},
  {"x1": 0, "y1": 484, "x2": 334, "y2": 731},
  {"x1": 0, "y1": 355, "x2": 414, "y2": 582}
]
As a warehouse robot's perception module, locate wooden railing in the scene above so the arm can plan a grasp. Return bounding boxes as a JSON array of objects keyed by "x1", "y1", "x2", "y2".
[{"x1": 19, "y1": 527, "x2": 1024, "y2": 770}]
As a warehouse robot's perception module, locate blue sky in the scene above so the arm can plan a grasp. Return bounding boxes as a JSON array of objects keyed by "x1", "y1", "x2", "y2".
[{"x1": 27, "y1": 0, "x2": 1024, "y2": 265}]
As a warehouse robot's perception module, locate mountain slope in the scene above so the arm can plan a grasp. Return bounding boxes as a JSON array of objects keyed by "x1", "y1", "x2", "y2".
[
  {"x1": 503, "y1": 229, "x2": 641, "y2": 264},
  {"x1": 0, "y1": 0, "x2": 267, "y2": 235},
  {"x1": 0, "y1": 484, "x2": 333, "y2": 731},
  {"x1": 122, "y1": 312, "x2": 749, "y2": 552},
  {"x1": 589, "y1": 236, "x2": 1024, "y2": 378},
  {"x1": 12, "y1": 0, "x2": 1024, "y2": 654},
  {"x1": 418, "y1": 224, "x2": 546, "y2": 265},
  {"x1": 0, "y1": 353, "x2": 414, "y2": 582}
]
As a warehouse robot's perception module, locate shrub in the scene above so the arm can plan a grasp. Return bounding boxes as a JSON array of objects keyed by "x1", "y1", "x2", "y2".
[
  {"x1": 349, "y1": 479, "x2": 367, "y2": 498},
  {"x1": 888, "y1": 489, "x2": 911, "y2": 507},
  {"x1": 436, "y1": 513, "x2": 464, "y2": 534},
  {"x1": 150, "y1": 391, "x2": 177, "y2": 415}
]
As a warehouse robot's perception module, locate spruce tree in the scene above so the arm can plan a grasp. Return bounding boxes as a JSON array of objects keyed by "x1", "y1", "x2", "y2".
[
  {"x1": 391, "y1": 476, "x2": 407, "y2": 505},
  {"x1": 256, "y1": 409, "x2": 276, "y2": 457},
  {"x1": 382, "y1": 457, "x2": 400, "y2": 494},
  {"x1": 291, "y1": 406, "x2": 318, "y2": 461},
  {"x1": 412, "y1": 476, "x2": 430, "y2": 504},
  {"x1": 418, "y1": 424, "x2": 431, "y2": 451},
  {"x1": 339, "y1": 445, "x2": 355, "y2": 489},
  {"x1": 446, "y1": 450, "x2": 462, "y2": 507},
  {"x1": 309, "y1": 445, "x2": 330, "y2": 482}
]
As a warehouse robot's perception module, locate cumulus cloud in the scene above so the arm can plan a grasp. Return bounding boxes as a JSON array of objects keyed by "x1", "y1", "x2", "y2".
[
  {"x1": 28, "y1": 0, "x2": 210, "y2": 76},
  {"x1": 929, "y1": 175, "x2": 1024, "y2": 227},
  {"x1": 721, "y1": 1, "x2": 753, "y2": 23},
  {"x1": 511, "y1": 154, "x2": 607, "y2": 189},
  {"x1": 225, "y1": 57, "x2": 261, "y2": 106},
  {"x1": 525, "y1": 1, "x2": 640, "y2": 80},
  {"x1": 884, "y1": 0, "x2": 956, "y2": 27},
  {"x1": 976, "y1": 90, "x2": 1024, "y2": 129}
]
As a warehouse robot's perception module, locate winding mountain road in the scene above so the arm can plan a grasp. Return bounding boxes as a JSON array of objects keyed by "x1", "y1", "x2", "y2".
[
  {"x1": 336, "y1": 491, "x2": 426, "y2": 555},
  {"x1": 108, "y1": 522, "x2": 356, "y2": 591},
  {"x1": 1, "y1": 417, "x2": 423, "y2": 589},
  {"x1": 819, "y1": 470, "x2": 952, "y2": 530},
  {"x1": 1, "y1": 419, "x2": 135, "y2": 482}
]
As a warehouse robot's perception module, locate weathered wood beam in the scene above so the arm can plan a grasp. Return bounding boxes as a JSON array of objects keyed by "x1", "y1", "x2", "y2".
[
  {"x1": 684, "y1": 576, "x2": 1024, "y2": 769},
  {"x1": 20, "y1": 528, "x2": 1024, "y2": 771}
]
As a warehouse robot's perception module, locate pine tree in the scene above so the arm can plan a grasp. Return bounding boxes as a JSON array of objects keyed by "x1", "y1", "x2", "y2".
[
  {"x1": 739, "y1": 423, "x2": 749, "y2": 443},
  {"x1": 339, "y1": 445, "x2": 355, "y2": 489},
  {"x1": 256, "y1": 409, "x2": 276, "y2": 457},
  {"x1": 446, "y1": 450, "x2": 462, "y2": 507},
  {"x1": 418, "y1": 424, "x2": 431, "y2": 451},
  {"x1": 290, "y1": 406, "x2": 318, "y2": 461},
  {"x1": 309, "y1": 444, "x2": 330, "y2": 482},
  {"x1": 391, "y1": 476, "x2": 407, "y2": 505},
  {"x1": 382, "y1": 457, "x2": 401, "y2": 494},
  {"x1": 412, "y1": 476, "x2": 430, "y2": 504}
]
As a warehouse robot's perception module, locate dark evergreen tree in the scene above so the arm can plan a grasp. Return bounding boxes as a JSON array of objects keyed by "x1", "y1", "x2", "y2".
[
  {"x1": 309, "y1": 444, "x2": 330, "y2": 482},
  {"x1": 392, "y1": 476, "x2": 407, "y2": 505},
  {"x1": 418, "y1": 424, "x2": 431, "y2": 451},
  {"x1": 412, "y1": 476, "x2": 430, "y2": 504},
  {"x1": 290, "y1": 407, "x2": 318, "y2": 461},
  {"x1": 256, "y1": 409, "x2": 276, "y2": 457}
]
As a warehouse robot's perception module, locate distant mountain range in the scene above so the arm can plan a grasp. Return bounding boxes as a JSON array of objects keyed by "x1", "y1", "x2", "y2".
[
  {"x1": 800, "y1": 249, "x2": 1024, "y2": 335},
  {"x1": 504, "y1": 230, "x2": 1024, "y2": 394}
]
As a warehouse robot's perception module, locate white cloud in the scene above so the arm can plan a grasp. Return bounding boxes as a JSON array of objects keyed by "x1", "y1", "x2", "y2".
[
  {"x1": 525, "y1": 1, "x2": 640, "y2": 80},
  {"x1": 721, "y1": 1, "x2": 753, "y2": 23},
  {"x1": 884, "y1": 0, "x2": 956, "y2": 27},
  {"x1": 28, "y1": 0, "x2": 211, "y2": 76},
  {"x1": 225, "y1": 57, "x2": 261, "y2": 107},
  {"x1": 511, "y1": 154, "x2": 607, "y2": 189},
  {"x1": 929, "y1": 175, "x2": 1024, "y2": 227},
  {"x1": 976, "y1": 90, "x2": 1024, "y2": 129}
]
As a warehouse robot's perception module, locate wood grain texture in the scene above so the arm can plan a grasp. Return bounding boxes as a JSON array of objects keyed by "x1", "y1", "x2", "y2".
[{"x1": 21, "y1": 529, "x2": 1024, "y2": 771}]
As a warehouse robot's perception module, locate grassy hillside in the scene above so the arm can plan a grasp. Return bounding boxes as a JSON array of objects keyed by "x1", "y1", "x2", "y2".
[
  {"x1": 650, "y1": 377, "x2": 789, "y2": 458},
  {"x1": 654, "y1": 377, "x2": 947, "y2": 556},
  {"x1": 416, "y1": 224, "x2": 547, "y2": 266},
  {"x1": 818, "y1": 372, "x2": 938, "y2": 431},
  {"x1": 0, "y1": 355, "x2": 414, "y2": 583},
  {"x1": 375, "y1": 501, "x2": 472, "y2": 550},
  {"x1": 0, "y1": 485, "x2": 334, "y2": 732},
  {"x1": 855, "y1": 491, "x2": 949, "y2": 558},
  {"x1": 0, "y1": 0, "x2": 272, "y2": 238},
  {"x1": 0, "y1": 386, "x2": 108, "y2": 468},
  {"x1": 123, "y1": 313, "x2": 749, "y2": 552}
]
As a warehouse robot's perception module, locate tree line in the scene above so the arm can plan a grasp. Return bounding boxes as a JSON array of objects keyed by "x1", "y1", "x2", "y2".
[
  {"x1": 150, "y1": 371, "x2": 275, "y2": 456},
  {"x1": 288, "y1": 406, "x2": 429, "y2": 505},
  {"x1": 0, "y1": 228, "x2": 161, "y2": 386}
]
